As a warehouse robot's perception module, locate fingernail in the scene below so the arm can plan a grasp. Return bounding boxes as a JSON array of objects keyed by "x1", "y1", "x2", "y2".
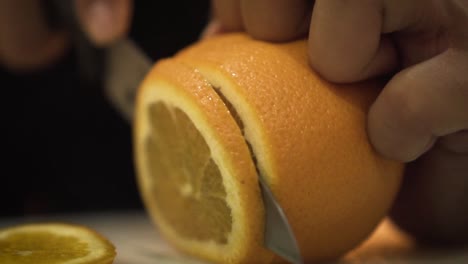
[
  {"x1": 200, "y1": 20, "x2": 224, "y2": 39},
  {"x1": 422, "y1": 137, "x2": 436, "y2": 154},
  {"x1": 87, "y1": 0, "x2": 116, "y2": 45},
  {"x1": 408, "y1": 136, "x2": 436, "y2": 161}
]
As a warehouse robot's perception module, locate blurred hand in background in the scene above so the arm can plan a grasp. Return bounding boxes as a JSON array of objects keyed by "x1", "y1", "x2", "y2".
[
  {"x1": 1, "y1": 0, "x2": 210, "y2": 217},
  {"x1": 0, "y1": 0, "x2": 132, "y2": 71}
]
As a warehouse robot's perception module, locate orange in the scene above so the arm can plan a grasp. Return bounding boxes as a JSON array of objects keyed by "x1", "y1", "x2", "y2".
[
  {"x1": 0, "y1": 222, "x2": 116, "y2": 264},
  {"x1": 134, "y1": 33, "x2": 404, "y2": 263}
]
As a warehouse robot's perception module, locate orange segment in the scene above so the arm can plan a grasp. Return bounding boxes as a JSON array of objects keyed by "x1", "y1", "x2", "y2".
[
  {"x1": 145, "y1": 102, "x2": 231, "y2": 243},
  {"x1": 134, "y1": 33, "x2": 404, "y2": 263}
]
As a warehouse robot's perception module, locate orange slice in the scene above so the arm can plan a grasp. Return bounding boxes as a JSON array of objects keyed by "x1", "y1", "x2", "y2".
[
  {"x1": 134, "y1": 33, "x2": 404, "y2": 263},
  {"x1": 0, "y1": 223, "x2": 116, "y2": 264}
]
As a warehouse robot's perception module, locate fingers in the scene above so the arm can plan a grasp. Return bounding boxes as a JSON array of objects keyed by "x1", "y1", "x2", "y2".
[
  {"x1": 200, "y1": 20, "x2": 224, "y2": 39},
  {"x1": 211, "y1": 0, "x2": 242, "y2": 32},
  {"x1": 0, "y1": 0, "x2": 68, "y2": 71},
  {"x1": 368, "y1": 49, "x2": 468, "y2": 162},
  {"x1": 209, "y1": 0, "x2": 311, "y2": 41},
  {"x1": 438, "y1": 130, "x2": 468, "y2": 154},
  {"x1": 308, "y1": 0, "x2": 399, "y2": 82},
  {"x1": 390, "y1": 141, "x2": 468, "y2": 244},
  {"x1": 75, "y1": 0, "x2": 132, "y2": 46},
  {"x1": 241, "y1": 0, "x2": 311, "y2": 41},
  {"x1": 0, "y1": 0, "x2": 132, "y2": 69}
]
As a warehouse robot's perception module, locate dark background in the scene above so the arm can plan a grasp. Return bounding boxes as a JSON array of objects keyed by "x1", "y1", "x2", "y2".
[{"x1": 1, "y1": 1, "x2": 210, "y2": 216}]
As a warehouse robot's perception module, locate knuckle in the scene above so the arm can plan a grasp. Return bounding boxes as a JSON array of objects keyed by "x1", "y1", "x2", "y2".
[
  {"x1": 370, "y1": 81, "x2": 433, "y2": 162},
  {"x1": 308, "y1": 51, "x2": 359, "y2": 83},
  {"x1": 384, "y1": 81, "x2": 428, "y2": 131},
  {"x1": 439, "y1": 130, "x2": 468, "y2": 154},
  {"x1": 308, "y1": 41, "x2": 370, "y2": 83}
]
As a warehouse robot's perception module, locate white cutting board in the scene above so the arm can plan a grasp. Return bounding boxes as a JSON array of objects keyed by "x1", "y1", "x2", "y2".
[{"x1": 2, "y1": 211, "x2": 467, "y2": 264}]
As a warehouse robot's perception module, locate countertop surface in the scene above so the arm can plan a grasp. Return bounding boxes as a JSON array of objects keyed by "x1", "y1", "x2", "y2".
[{"x1": 1, "y1": 211, "x2": 467, "y2": 264}]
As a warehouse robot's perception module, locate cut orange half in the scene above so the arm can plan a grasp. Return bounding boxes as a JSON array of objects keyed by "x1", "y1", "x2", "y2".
[
  {"x1": 134, "y1": 33, "x2": 404, "y2": 263},
  {"x1": 0, "y1": 223, "x2": 116, "y2": 264}
]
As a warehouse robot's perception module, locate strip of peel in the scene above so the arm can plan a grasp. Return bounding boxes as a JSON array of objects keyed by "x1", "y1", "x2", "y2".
[{"x1": 208, "y1": 85, "x2": 303, "y2": 264}]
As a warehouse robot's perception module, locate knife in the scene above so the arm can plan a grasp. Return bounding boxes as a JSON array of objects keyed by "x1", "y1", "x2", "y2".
[
  {"x1": 104, "y1": 39, "x2": 151, "y2": 121},
  {"x1": 48, "y1": 1, "x2": 303, "y2": 262}
]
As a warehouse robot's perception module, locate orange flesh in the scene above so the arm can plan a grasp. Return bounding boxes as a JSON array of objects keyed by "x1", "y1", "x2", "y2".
[
  {"x1": 0, "y1": 231, "x2": 89, "y2": 264},
  {"x1": 145, "y1": 102, "x2": 232, "y2": 243}
]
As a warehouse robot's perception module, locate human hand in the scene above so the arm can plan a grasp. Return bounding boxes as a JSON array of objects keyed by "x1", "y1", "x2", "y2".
[
  {"x1": 0, "y1": 0, "x2": 132, "y2": 71},
  {"x1": 208, "y1": 0, "x2": 468, "y2": 244}
]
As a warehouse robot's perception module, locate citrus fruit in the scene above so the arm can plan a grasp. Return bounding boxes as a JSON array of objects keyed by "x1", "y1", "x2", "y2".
[
  {"x1": 0, "y1": 223, "x2": 116, "y2": 264},
  {"x1": 134, "y1": 33, "x2": 404, "y2": 263}
]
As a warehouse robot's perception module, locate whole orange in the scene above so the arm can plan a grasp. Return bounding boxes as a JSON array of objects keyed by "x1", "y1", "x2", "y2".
[{"x1": 134, "y1": 33, "x2": 404, "y2": 263}]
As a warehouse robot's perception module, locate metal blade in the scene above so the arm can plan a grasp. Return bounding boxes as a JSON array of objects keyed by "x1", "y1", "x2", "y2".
[
  {"x1": 259, "y1": 176, "x2": 303, "y2": 264},
  {"x1": 104, "y1": 39, "x2": 152, "y2": 121}
]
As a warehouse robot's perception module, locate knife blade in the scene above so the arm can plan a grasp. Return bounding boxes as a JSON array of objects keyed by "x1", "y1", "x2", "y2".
[
  {"x1": 259, "y1": 176, "x2": 303, "y2": 264},
  {"x1": 105, "y1": 40, "x2": 303, "y2": 264},
  {"x1": 104, "y1": 39, "x2": 152, "y2": 121}
]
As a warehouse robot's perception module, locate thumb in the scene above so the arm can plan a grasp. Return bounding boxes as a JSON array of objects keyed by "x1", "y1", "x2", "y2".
[
  {"x1": 368, "y1": 49, "x2": 468, "y2": 162},
  {"x1": 74, "y1": 0, "x2": 132, "y2": 46}
]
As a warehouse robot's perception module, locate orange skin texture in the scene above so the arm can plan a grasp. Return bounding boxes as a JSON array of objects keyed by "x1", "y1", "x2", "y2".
[{"x1": 135, "y1": 33, "x2": 404, "y2": 263}]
